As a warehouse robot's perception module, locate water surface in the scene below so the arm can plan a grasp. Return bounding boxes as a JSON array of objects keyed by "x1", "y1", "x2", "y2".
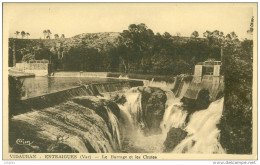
[{"x1": 20, "y1": 77, "x2": 124, "y2": 99}]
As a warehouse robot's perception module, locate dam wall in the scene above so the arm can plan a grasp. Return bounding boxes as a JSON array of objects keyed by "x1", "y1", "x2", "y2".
[
  {"x1": 172, "y1": 75, "x2": 224, "y2": 102},
  {"x1": 52, "y1": 72, "x2": 109, "y2": 77},
  {"x1": 17, "y1": 73, "x2": 223, "y2": 115},
  {"x1": 17, "y1": 80, "x2": 143, "y2": 115}
]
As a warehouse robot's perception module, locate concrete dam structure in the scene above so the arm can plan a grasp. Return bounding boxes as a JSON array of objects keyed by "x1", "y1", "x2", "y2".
[
  {"x1": 173, "y1": 75, "x2": 224, "y2": 101},
  {"x1": 9, "y1": 74, "x2": 224, "y2": 153}
]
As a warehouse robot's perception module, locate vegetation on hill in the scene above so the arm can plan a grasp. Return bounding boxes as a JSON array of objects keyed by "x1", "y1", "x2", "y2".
[
  {"x1": 9, "y1": 23, "x2": 241, "y2": 75},
  {"x1": 219, "y1": 39, "x2": 253, "y2": 154}
]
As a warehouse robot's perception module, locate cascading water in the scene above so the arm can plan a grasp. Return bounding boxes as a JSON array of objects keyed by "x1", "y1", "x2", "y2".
[
  {"x1": 10, "y1": 78, "x2": 225, "y2": 154},
  {"x1": 160, "y1": 90, "x2": 188, "y2": 136},
  {"x1": 143, "y1": 79, "x2": 176, "y2": 90},
  {"x1": 118, "y1": 87, "x2": 166, "y2": 152},
  {"x1": 105, "y1": 106, "x2": 121, "y2": 149},
  {"x1": 173, "y1": 98, "x2": 225, "y2": 154},
  {"x1": 9, "y1": 97, "x2": 122, "y2": 153},
  {"x1": 119, "y1": 80, "x2": 225, "y2": 154}
]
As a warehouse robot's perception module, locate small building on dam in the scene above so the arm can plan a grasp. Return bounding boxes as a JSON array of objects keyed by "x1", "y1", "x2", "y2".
[
  {"x1": 194, "y1": 60, "x2": 222, "y2": 77},
  {"x1": 180, "y1": 60, "x2": 224, "y2": 102},
  {"x1": 14, "y1": 60, "x2": 51, "y2": 77}
]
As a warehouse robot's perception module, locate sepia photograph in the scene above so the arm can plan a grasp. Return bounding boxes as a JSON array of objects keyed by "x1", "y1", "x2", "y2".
[{"x1": 2, "y1": 2, "x2": 257, "y2": 161}]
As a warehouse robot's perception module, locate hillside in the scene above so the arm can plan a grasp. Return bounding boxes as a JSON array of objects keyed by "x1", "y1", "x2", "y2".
[{"x1": 9, "y1": 32, "x2": 121, "y2": 52}]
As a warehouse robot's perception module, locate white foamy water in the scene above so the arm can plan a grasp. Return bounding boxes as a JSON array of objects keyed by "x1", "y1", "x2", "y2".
[
  {"x1": 106, "y1": 107, "x2": 121, "y2": 150},
  {"x1": 173, "y1": 98, "x2": 225, "y2": 154},
  {"x1": 119, "y1": 87, "x2": 187, "y2": 152},
  {"x1": 160, "y1": 90, "x2": 188, "y2": 136},
  {"x1": 11, "y1": 100, "x2": 122, "y2": 153},
  {"x1": 120, "y1": 83, "x2": 225, "y2": 154},
  {"x1": 143, "y1": 79, "x2": 176, "y2": 90},
  {"x1": 118, "y1": 87, "x2": 165, "y2": 152}
]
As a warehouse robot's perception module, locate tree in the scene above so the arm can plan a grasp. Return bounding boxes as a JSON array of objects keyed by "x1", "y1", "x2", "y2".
[
  {"x1": 163, "y1": 32, "x2": 171, "y2": 39},
  {"x1": 230, "y1": 32, "x2": 238, "y2": 41},
  {"x1": 43, "y1": 30, "x2": 47, "y2": 39},
  {"x1": 118, "y1": 23, "x2": 154, "y2": 73},
  {"x1": 191, "y1": 31, "x2": 199, "y2": 38},
  {"x1": 151, "y1": 50, "x2": 174, "y2": 74},
  {"x1": 247, "y1": 16, "x2": 254, "y2": 35},
  {"x1": 22, "y1": 53, "x2": 35, "y2": 63},
  {"x1": 54, "y1": 34, "x2": 59, "y2": 39},
  {"x1": 46, "y1": 29, "x2": 52, "y2": 39},
  {"x1": 21, "y1": 31, "x2": 26, "y2": 39},
  {"x1": 26, "y1": 32, "x2": 30, "y2": 39},
  {"x1": 9, "y1": 76, "x2": 24, "y2": 117},
  {"x1": 61, "y1": 34, "x2": 65, "y2": 38},
  {"x1": 203, "y1": 30, "x2": 225, "y2": 60},
  {"x1": 14, "y1": 31, "x2": 20, "y2": 38}
]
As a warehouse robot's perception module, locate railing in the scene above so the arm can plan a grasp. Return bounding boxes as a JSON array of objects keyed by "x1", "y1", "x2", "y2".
[{"x1": 197, "y1": 61, "x2": 222, "y2": 65}]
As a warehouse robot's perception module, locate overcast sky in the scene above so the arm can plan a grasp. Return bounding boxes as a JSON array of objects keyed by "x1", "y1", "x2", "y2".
[{"x1": 4, "y1": 3, "x2": 255, "y2": 40}]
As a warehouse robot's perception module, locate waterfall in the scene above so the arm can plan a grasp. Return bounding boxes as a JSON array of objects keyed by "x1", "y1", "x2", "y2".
[
  {"x1": 10, "y1": 97, "x2": 122, "y2": 153},
  {"x1": 119, "y1": 88, "x2": 144, "y2": 130},
  {"x1": 105, "y1": 106, "x2": 121, "y2": 150},
  {"x1": 160, "y1": 90, "x2": 188, "y2": 136},
  {"x1": 120, "y1": 83, "x2": 225, "y2": 154},
  {"x1": 143, "y1": 79, "x2": 176, "y2": 90},
  {"x1": 119, "y1": 75, "x2": 129, "y2": 79},
  {"x1": 118, "y1": 87, "x2": 166, "y2": 152},
  {"x1": 11, "y1": 77, "x2": 226, "y2": 154},
  {"x1": 172, "y1": 98, "x2": 225, "y2": 154}
]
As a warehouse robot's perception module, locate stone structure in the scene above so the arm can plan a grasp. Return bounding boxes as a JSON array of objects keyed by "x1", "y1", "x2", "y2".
[
  {"x1": 194, "y1": 61, "x2": 221, "y2": 76},
  {"x1": 15, "y1": 60, "x2": 50, "y2": 76}
]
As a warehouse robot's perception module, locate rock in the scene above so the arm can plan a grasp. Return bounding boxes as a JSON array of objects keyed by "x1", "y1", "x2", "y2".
[
  {"x1": 163, "y1": 127, "x2": 188, "y2": 152},
  {"x1": 108, "y1": 93, "x2": 127, "y2": 105},
  {"x1": 181, "y1": 89, "x2": 211, "y2": 123},
  {"x1": 181, "y1": 89, "x2": 210, "y2": 113},
  {"x1": 137, "y1": 87, "x2": 167, "y2": 135}
]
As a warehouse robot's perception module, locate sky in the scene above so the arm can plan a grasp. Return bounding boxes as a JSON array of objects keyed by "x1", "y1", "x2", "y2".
[{"x1": 4, "y1": 3, "x2": 256, "y2": 40}]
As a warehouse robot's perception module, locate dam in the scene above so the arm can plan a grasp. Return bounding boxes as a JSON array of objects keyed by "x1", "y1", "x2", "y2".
[{"x1": 9, "y1": 73, "x2": 224, "y2": 154}]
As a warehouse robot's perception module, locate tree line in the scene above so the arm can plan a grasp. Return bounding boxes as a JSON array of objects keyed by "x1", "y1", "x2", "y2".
[
  {"x1": 58, "y1": 23, "x2": 243, "y2": 75},
  {"x1": 42, "y1": 29, "x2": 65, "y2": 39},
  {"x1": 13, "y1": 29, "x2": 65, "y2": 40},
  {"x1": 14, "y1": 31, "x2": 30, "y2": 39},
  {"x1": 10, "y1": 23, "x2": 251, "y2": 76}
]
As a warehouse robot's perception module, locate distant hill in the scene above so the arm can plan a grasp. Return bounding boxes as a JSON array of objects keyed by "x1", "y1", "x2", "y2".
[
  {"x1": 8, "y1": 32, "x2": 205, "y2": 67},
  {"x1": 63, "y1": 32, "x2": 121, "y2": 51},
  {"x1": 9, "y1": 32, "x2": 121, "y2": 52}
]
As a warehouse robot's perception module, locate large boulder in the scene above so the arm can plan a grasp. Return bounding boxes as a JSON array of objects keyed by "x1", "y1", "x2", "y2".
[
  {"x1": 137, "y1": 86, "x2": 167, "y2": 135},
  {"x1": 181, "y1": 89, "x2": 211, "y2": 123},
  {"x1": 163, "y1": 127, "x2": 188, "y2": 152}
]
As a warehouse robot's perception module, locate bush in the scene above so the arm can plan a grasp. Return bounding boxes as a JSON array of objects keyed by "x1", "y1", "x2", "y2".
[
  {"x1": 22, "y1": 53, "x2": 35, "y2": 63},
  {"x1": 9, "y1": 76, "x2": 24, "y2": 117}
]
